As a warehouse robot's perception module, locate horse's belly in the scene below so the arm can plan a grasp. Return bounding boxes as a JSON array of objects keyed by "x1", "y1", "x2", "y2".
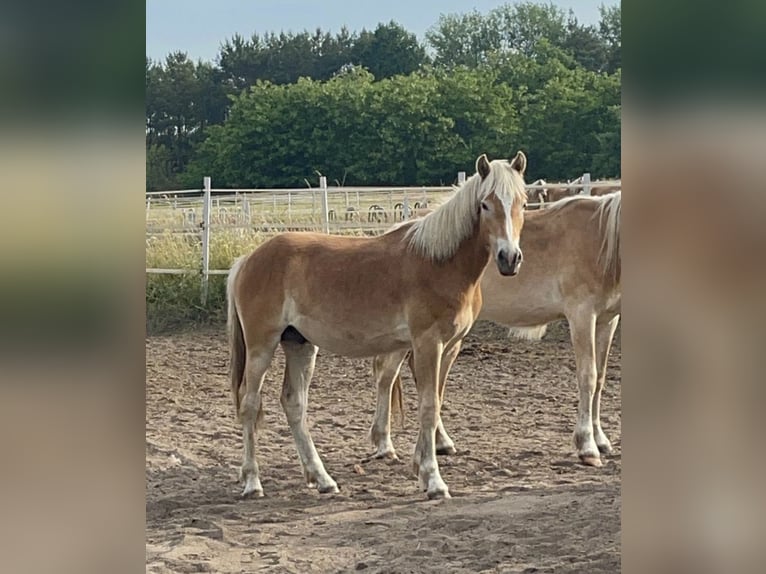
[
  {"x1": 291, "y1": 317, "x2": 411, "y2": 358},
  {"x1": 480, "y1": 302, "x2": 561, "y2": 328}
]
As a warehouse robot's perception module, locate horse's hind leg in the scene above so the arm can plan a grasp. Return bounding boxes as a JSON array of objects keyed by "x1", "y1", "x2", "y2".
[
  {"x1": 280, "y1": 340, "x2": 339, "y2": 494},
  {"x1": 435, "y1": 340, "x2": 462, "y2": 455},
  {"x1": 240, "y1": 342, "x2": 279, "y2": 498},
  {"x1": 594, "y1": 315, "x2": 620, "y2": 455},
  {"x1": 567, "y1": 309, "x2": 602, "y2": 467},
  {"x1": 369, "y1": 349, "x2": 408, "y2": 459}
]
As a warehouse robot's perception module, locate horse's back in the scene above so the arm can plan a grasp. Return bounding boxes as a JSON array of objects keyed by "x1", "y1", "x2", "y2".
[{"x1": 234, "y1": 229, "x2": 411, "y2": 316}]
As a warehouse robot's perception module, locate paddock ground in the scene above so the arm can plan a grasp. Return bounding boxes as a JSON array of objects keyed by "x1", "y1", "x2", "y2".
[{"x1": 146, "y1": 321, "x2": 621, "y2": 573}]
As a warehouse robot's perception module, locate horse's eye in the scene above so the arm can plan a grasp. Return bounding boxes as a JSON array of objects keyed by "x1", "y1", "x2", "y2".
[{"x1": 481, "y1": 202, "x2": 489, "y2": 211}]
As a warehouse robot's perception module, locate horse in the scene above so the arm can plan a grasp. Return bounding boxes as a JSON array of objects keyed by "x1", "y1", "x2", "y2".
[
  {"x1": 540, "y1": 180, "x2": 579, "y2": 202},
  {"x1": 369, "y1": 192, "x2": 621, "y2": 468},
  {"x1": 561, "y1": 176, "x2": 621, "y2": 197},
  {"x1": 227, "y1": 152, "x2": 528, "y2": 500},
  {"x1": 526, "y1": 179, "x2": 548, "y2": 208}
]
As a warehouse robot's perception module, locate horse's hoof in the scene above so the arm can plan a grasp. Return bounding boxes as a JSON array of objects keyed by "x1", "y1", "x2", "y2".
[
  {"x1": 317, "y1": 482, "x2": 340, "y2": 494},
  {"x1": 597, "y1": 442, "x2": 613, "y2": 455},
  {"x1": 241, "y1": 486, "x2": 264, "y2": 499},
  {"x1": 427, "y1": 487, "x2": 451, "y2": 500},
  {"x1": 579, "y1": 454, "x2": 603, "y2": 467},
  {"x1": 436, "y1": 445, "x2": 457, "y2": 456},
  {"x1": 373, "y1": 449, "x2": 399, "y2": 461}
]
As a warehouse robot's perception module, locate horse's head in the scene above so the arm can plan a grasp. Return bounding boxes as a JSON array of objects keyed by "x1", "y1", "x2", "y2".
[{"x1": 476, "y1": 151, "x2": 528, "y2": 276}]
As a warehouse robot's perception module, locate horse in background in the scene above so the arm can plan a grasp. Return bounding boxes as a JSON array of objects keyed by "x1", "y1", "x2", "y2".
[
  {"x1": 227, "y1": 152, "x2": 528, "y2": 500},
  {"x1": 526, "y1": 179, "x2": 548, "y2": 208},
  {"x1": 370, "y1": 192, "x2": 621, "y2": 468}
]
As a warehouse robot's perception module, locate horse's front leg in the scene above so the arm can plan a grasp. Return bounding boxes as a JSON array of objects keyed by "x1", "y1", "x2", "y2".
[
  {"x1": 411, "y1": 336, "x2": 449, "y2": 499},
  {"x1": 406, "y1": 340, "x2": 462, "y2": 455},
  {"x1": 369, "y1": 349, "x2": 408, "y2": 459}
]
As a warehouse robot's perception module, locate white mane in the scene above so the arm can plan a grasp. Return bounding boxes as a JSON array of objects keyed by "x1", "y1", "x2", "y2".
[{"x1": 403, "y1": 160, "x2": 527, "y2": 262}]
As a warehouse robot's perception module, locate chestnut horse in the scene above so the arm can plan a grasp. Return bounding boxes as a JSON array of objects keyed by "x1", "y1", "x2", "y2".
[
  {"x1": 227, "y1": 153, "x2": 528, "y2": 499},
  {"x1": 369, "y1": 192, "x2": 621, "y2": 467}
]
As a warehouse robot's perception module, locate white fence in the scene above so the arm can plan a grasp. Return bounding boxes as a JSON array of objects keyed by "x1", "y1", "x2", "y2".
[{"x1": 146, "y1": 173, "x2": 619, "y2": 303}]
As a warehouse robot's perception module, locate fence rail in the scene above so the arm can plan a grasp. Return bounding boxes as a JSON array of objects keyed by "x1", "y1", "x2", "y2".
[{"x1": 147, "y1": 173, "x2": 620, "y2": 303}]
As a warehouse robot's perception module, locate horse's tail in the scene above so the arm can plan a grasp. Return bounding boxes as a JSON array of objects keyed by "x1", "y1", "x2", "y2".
[
  {"x1": 390, "y1": 350, "x2": 416, "y2": 426},
  {"x1": 227, "y1": 255, "x2": 249, "y2": 422},
  {"x1": 391, "y1": 372, "x2": 405, "y2": 427},
  {"x1": 595, "y1": 191, "x2": 621, "y2": 285}
]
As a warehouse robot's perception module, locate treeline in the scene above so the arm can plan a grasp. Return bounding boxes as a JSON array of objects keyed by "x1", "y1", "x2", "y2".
[{"x1": 146, "y1": 2, "x2": 621, "y2": 190}]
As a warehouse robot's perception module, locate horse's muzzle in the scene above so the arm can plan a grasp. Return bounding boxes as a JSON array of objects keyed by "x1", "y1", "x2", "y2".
[{"x1": 496, "y1": 248, "x2": 523, "y2": 276}]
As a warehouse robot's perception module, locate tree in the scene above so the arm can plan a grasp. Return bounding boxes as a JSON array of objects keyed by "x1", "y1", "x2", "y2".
[
  {"x1": 216, "y1": 22, "x2": 427, "y2": 88},
  {"x1": 146, "y1": 52, "x2": 232, "y2": 190},
  {"x1": 426, "y1": 10, "x2": 502, "y2": 68},
  {"x1": 518, "y1": 67, "x2": 621, "y2": 179},
  {"x1": 599, "y1": 4, "x2": 621, "y2": 73},
  {"x1": 146, "y1": 143, "x2": 177, "y2": 191},
  {"x1": 561, "y1": 13, "x2": 608, "y2": 72},
  {"x1": 350, "y1": 22, "x2": 428, "y2": 78},
  {"x1": 492, "y1": 1, "x2": 568, "y2": 56},
  {"x1": 185, "y1": 67, "x2": 524, "y2": 188}
]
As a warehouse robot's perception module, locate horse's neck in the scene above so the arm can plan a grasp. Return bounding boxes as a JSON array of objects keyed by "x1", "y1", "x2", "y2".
[{"x1": 450, "y1": 224, "x2": 491, "y2": 284}]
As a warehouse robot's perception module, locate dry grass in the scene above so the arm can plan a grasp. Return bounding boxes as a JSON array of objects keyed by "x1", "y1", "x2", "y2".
[{"x1": 146, "y1": 229, "x2": 269, "y2": 333}]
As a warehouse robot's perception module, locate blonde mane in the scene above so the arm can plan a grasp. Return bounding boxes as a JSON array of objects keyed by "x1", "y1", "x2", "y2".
[
  {"x1": 544, "y1": 192, "x2": 621, "y2": 283},
  {"x1": 403, "y1": 160, "x2": 527, "y2": 262},
  {"x1": 594, "y1": 191, "x2": 621, "y2": 284}
]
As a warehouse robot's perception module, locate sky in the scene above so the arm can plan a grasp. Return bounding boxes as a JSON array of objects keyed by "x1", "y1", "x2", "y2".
[{"x1": 146, "y1": 0, "x2": 619, "y2": 63}]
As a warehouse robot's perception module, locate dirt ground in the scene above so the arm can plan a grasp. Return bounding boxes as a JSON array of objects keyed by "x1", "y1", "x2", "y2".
[{"x1": 146, "y1": 321, "x2": 621, "y2": 573}]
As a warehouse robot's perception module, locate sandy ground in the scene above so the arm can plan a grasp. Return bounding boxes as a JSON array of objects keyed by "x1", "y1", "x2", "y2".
[{"x1": 146, "y1": 321, "x2": 621, "y2": 573}]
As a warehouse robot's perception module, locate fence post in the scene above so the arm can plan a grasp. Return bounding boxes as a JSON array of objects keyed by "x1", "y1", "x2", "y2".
[
  {"x1": 458, "y1": 171, "x2": 466, "y2": 185},
  {"x1": 582, "y1": 173, "x2": 591, "y2": 195},
  {"x1": 201, "y1": 176, "x2": 211, "y2": 305},
  {"x1": 320, "y1": 176, "x2": 329, "y2": 233}
]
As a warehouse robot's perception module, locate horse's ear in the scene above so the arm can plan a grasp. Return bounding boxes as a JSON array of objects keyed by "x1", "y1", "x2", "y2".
[
  {"x1": 511, "y1": 151, "x2": 527, "y2": 175},
  {"x1": 476, "y1": 154, "x2": 491, "y2": 179}
]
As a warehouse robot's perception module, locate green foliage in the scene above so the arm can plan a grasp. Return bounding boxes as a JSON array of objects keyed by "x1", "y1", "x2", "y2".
[
  {"x1": 349, "y1": 22, "x2": 428, "y2": 79},
  {"x1": 185, "y1": 67, "x2": 525, "y2": 187},
  {"x1": 146, "y1": 53, "x2": 230, "y2": 190},
  {"x1": 599, "y1": 5, "x2": 622, "y2": 73},
  {"x1": 427, "y1": 2, "x2": 620, "y2": 74},
  {"x1": 217, "y1": 22, "x2": 428, "y2": 89},
  {"x1": 146, "y1": 143, "x2": 177, "y2": 191},
  {"x1": 517, "y1": 65, "x2": 621, "y2": 179}
]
